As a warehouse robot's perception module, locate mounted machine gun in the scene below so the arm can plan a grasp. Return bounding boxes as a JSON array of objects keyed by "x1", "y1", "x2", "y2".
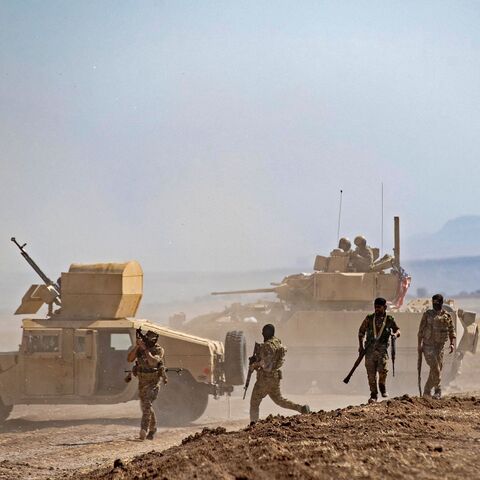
[{"x1": 11, "y1": 237, "x2": 61, "y2": 315}]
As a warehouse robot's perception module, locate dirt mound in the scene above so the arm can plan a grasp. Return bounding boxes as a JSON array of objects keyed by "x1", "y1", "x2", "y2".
[{"x1": 78, "y1": 395, "x2": 480, "y2": 480}]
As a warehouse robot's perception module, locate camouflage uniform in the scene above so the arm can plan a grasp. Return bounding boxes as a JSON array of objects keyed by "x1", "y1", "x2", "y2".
[
  {"x1": 359, "y1": 313, "x2": 399, "y2": 399},
  {"x1": 250, "y1": 336, "x2": 304, "y2": 422},
  {"x1": 418, "y1": 309, "x2": 455, "y2": 396},
  {"x1": 350, "y1": 246, "x2": 374, "y2": 272},
  {"x1": 135, "y1": 345, "x2": 167, "y2": 434}
]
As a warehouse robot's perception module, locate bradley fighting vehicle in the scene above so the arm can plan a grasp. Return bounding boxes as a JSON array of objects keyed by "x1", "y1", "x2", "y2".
[
  {"x1": 0, "y1": 239, "x2": 246, "y2": 426},
  {"x1": 171, "y1": 218, "x2": 479, "y2": 394}
]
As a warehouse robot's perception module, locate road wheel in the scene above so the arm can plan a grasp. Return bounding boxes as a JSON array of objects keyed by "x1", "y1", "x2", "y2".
[
  {"x1": 0, "y1": 398, "x2": 12, "y2": 425},
  {"x1": 224, "y1": 331, "x2": 247, "y2": 386},
  {"x1": 154, "y1": 372, "x2": 209, "y2": 426}
]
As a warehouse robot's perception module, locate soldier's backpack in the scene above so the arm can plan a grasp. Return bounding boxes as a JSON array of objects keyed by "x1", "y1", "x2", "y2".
[{"x1": 271, "y1": 340, "x2": 287, "y2": 370}]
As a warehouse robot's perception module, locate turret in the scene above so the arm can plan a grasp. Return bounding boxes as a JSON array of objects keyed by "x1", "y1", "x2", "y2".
[
  {"x1": 210, "y1": 218, "x2": 411, "y2": 309},
  {"x1": 12, "y1": 238, "x2": 143, "y2": 319}
]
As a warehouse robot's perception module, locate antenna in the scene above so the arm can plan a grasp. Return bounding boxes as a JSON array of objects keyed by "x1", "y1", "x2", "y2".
[
  {"x1": 381, "y1": 182, "x2": 384, "y2": 255},
  {"x1": 336, "y1": 189, "x2": 343, "y2": 242}
]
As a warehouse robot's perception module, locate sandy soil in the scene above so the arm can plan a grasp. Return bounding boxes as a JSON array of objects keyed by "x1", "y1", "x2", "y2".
[
  {"x1": 78, "y1": 395, "x2": 480, "y2": 480},
  {"x1": 1, "y1": 297, "x2": 479, "y2": 480},
  {"x1": 0, "y1": 393, "x2": 364, "y2": 480}
]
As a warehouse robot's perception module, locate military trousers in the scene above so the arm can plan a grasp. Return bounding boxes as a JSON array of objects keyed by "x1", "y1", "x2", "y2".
[
  {"x1": 364, "y1": 347, "x2": 388, "y2": 397},
  {"x1": 423, "y1": 344, "x2": 444, "y2": 394},
  {"x1": 250, "y1": 370, "x2": 303, "y2": 422},
  {"x1": 138, "y1": 373, "x2": 161, "y2": 433}
]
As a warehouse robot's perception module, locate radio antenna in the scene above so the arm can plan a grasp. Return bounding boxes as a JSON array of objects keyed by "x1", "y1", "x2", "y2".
[
  {"x1": 337, "y1": 189, "x2": 343, "y2": 242},
  {"x1": 381, "y1": 182, "x2": 384, "y2": 255}
]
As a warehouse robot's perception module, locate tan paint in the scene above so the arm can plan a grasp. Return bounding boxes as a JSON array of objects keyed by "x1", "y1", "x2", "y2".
[
  {"x1": 0, "y1": 260, "x2": 232, "y2": 415},
  {"x1": 175, "y1": 218, "x2": 479, "y2": 394},
  {"x1": 61, "y1": 261, "x2": 143, "y2": 319}
]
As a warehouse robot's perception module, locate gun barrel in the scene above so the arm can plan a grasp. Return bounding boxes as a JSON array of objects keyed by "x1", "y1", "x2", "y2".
[
  {"x1": 211, "y1": 287, "x2": 277, "y2": 296},
  {"x1": 11, "y1": 237, "x2": 61, "y2": 294}
]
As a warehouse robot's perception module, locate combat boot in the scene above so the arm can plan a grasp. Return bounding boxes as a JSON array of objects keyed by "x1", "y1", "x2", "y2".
[
  {"x1": 139, "y1": 429, "x2": 147, "y2": 441},
  {"x1": 433, "y1": 388, "x2": 442, "y2": 399},
  {"x1": 423, "y1": 389, "x2": 432, "y2": 398},
  {"x1": 300, "y1": 405, "x2": 310, "y2": 414},
  {"x1": 146, "y1": 430, "x2": 156, "y2": 440},
  {"x1": 379, "y1": 384, "x2": 388, "y2": 398}
]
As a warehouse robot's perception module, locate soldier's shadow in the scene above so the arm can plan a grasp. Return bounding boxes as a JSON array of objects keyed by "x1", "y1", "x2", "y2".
[
  {"x1": 0, "y1": 416, "x2": 139, "y2": 433},
  {"x1": 0, "y1": 416, "x2": 197, "y2": 434}
]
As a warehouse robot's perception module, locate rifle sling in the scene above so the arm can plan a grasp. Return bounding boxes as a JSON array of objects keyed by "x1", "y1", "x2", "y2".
[{"x1": 372, "y1": 315, "x2": 387, "y2": 341}]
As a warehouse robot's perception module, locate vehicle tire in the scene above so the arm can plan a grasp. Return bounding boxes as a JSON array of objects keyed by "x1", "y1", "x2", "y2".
[
  {"x1": 224, "y1": 331, "x2": 247, "y2": 386},
  {"x1": 154, "y1": 372, "x2": 209, "y2": 427},
  {"x1": 0, "y1": 398, "x2": 13, "y2": 425}
]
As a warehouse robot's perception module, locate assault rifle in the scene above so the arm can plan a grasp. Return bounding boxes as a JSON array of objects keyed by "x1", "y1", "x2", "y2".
[
  {"x1": 136, "y1": 328, "x2": 159, "y2": 348},
  {"x1": 344, "y1": 330, "x2": 399, "y2": 384},
  {"x1": 243, "y1": 342, "x2": 261, "y2": 400},
  {"x1": 417, "y1": 346, "x2": 422, "y2": 396},
  {"x1": 391, "y1": 334, "x2": 396, "y2": 377},
  {"x1": 343, "y1": 338, "x2": 373, "y2": 384},
  {"x1": 124, "y1": 367, "x2": 183, "y2": 383}
]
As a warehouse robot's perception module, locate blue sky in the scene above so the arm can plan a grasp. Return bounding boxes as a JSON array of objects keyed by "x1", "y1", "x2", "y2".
[{"x1": 1, "y1": 1, "x2": 479, "y2": 272}]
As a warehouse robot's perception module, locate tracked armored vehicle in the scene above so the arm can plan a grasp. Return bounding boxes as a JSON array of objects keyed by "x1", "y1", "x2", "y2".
[
  {"x1": 172, "y1": 218, "x2": 479, "y2": 395},
  {"x1": 0, "y1": 240, "x2": 245, "y2": 426}
]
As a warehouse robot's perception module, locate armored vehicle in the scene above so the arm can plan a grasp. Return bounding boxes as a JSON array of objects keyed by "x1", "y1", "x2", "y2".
[
  {"x1": 0, "y1": 239, "x2": 245, "y2": 426},
  {"x1": 171, "y1": 218, "x2": 479, "y2": 394}
]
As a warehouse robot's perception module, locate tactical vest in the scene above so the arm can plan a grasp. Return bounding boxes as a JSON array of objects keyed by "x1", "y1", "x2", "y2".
[
  {"x1": 263, "y1": 337, "x2": 286, "y2": 371},
  {"x1": 365, "y1": 314, "x2": 395, "y2": 347},
  {"x1": 422, "y1": 309, "x2": 451, "y2": 345},
  {"x1": 135, "y1": 345, "x2": 165, "y2": 374}
]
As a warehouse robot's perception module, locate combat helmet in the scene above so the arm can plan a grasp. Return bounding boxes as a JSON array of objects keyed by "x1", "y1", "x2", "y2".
[
  {"x1": 354, "y1": 235, "x2": 367, "y2": 248},
  {"x1": 338, "y1": 237, "x2": 351, "y2": 252}
]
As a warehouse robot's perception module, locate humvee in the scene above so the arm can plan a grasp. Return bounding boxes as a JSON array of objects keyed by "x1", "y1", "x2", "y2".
[{"x1": 0, "y1": 239, "x2": 246, "y2": 426}]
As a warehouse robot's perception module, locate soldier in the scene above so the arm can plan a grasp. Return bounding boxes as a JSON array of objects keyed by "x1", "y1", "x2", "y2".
[
  {"x1": 350, "y1": 235, "x2": 374, "y2": 272},
  {"x1": 127, "y1": 330, "x2": 168, "y2": 440},
  {"x1": 338, "y1": 237, "x2": 352, "y2": 254},
  {"x1": 358, "y1": 297, "x2": 400, "y2": 403},
  {"x1": 418, "y1": 294, "x2": 455, "y2": 399},
  {"x1": 329, "y1": 237, "x2": 352, "y2": 257},
  {"x1": 250, "y1": 324, "x2": 310, "y2": 422}
]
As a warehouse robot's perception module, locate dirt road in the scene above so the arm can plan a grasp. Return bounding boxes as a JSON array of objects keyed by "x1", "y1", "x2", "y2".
[{"x1": 0, "y1": 393, "x2": 364, "y2": 479}]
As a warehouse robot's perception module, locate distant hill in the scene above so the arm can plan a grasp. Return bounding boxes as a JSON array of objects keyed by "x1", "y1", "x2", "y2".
[
  {"x1": 405, "y1": 216, "x2": 480, "y2": 260},
  {"x1": 404, "y1": 256, "x2": 480, "y2": 296}
]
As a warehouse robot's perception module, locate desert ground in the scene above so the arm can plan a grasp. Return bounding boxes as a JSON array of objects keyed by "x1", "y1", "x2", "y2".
[
  {"x1": 1, "y1": 297, "x2": 480, "y2": 479},
  {"x1": 0, "y1": 392, "x2": 365, "y2": 479},
  {"x1": 78, "y1": 394, "x2": 480, "y2": 480}
]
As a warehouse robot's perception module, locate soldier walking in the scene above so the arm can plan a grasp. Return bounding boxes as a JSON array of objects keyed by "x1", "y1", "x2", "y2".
[
  {"x1": 250, "y1": 324, "x2": 310, "y2": 422},
  {"x1": 358, "y1": 298, "x2": 400, "y2": 403},
  {"x1": 418, "y1": 294, "x2": 455, "y2": 399},
  {"x1": 127, "y1": 330, "x2": 168, "y2": 440}
]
